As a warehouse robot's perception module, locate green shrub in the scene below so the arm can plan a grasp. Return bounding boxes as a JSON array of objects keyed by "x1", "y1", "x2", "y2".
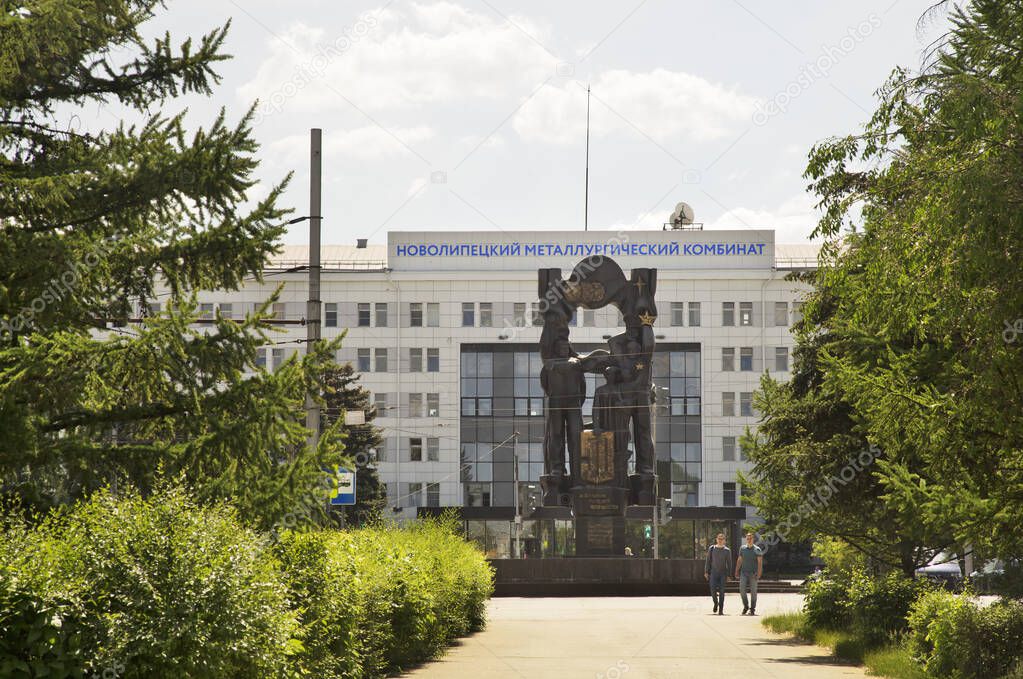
[
  {"x1": 0, "y1": 488, "x2": 298, "y2": 679},
  {"x1": 276, "y1": 515, "x2": 494, "y2": 678},
  {"x1": 846, "y1": 570, "x2": 931, "y2": 646},
  {"x1": 907, "y1": 588, "x2": 961, "y2": 664},
  {"x1": 803, "y1": 572, "x2": 851, "y2": 629}
]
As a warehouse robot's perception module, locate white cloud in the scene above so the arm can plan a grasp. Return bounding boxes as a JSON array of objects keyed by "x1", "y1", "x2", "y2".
[
  {"x1": 238, "y1": 2, "x2": 557, "y2": 114},
  {"x1": 706, "y1": 193, "x2": 819, "y2": 243},
  {"x1": 513, "y1": 68, "x2": 758, "y2": 144},
  {"x1": 269, "y1": 125, "x2": 435, "y2": 161}
]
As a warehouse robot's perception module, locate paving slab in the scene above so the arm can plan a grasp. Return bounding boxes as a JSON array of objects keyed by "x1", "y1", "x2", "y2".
[{"x1": 403, "y1": 594, "x2": 866, "y2": 679}]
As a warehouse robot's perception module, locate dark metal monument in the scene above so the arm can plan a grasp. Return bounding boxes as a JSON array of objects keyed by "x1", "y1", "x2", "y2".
[{"x1": 538, "y1": 257, "x2": 657, "y2": 556}]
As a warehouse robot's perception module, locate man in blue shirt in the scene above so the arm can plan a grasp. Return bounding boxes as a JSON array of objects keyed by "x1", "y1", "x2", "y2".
[{"x1": 735, "y1": 532, "x2": 764, "y2": 615}]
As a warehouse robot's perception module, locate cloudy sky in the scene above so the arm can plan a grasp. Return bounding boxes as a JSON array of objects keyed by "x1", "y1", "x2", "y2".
[{"x1": 107, "y1": 1, "x2": 947, "y2": 245}]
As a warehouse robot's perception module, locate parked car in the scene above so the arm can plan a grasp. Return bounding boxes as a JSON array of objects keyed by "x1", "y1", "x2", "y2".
[{"x1": 916, "y1": 552, "x2": 963, "y2": 588}]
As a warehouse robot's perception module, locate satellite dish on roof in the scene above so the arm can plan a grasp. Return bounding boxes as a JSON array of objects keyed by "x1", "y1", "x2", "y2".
[{"x1": 670, "y1": 202, "x2": 695, "y2": 226}]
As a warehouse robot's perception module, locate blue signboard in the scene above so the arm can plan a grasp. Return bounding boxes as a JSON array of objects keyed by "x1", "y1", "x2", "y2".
[{"x1": 329, "y1": 467, "x2": 356, "y2": 506}]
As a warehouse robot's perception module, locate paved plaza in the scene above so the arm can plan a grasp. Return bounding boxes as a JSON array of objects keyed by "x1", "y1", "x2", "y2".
[{"x1": 405, "y1": 594, "x2": 866, "y2": 678}]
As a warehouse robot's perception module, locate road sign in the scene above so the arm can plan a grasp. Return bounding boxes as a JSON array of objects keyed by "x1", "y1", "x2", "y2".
[{"x1": 330, "y1": 467, "x2": 356, "y2": 506}]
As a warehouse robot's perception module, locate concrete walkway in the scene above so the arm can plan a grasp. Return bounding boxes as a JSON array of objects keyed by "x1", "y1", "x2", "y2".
[{"x1": 404, "y1": 594, "x2": 866, "y2": 678}]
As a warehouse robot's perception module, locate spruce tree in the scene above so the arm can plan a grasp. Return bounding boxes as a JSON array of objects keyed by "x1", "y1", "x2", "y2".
[{"x1": 0, "y1": 0, "x2": 344, "y2": 528}]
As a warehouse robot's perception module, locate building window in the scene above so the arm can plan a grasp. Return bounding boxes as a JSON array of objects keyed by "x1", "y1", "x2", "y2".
[
  {"x1": 427, "y1": 437, "x2": 440, "y2": 461},
  {"x1": 357, "y1": 348, "x2": 371, "y2": 372},
  {"x1": 462, "y1": 302, "x2": 475, "y2": 327},
  {"x1": 465, "y1": 482, "x2": 491, "y2": 507},
  {"x1": 479, "y1": 303, "x2": 493, "y2": 327},
  {"x1": 739, "y1": 301, "x2": 753, "y2": 327},
  {"x1": 147, "y1": 301, "x2": 161, "y2": 316},
  {"x1": 774, "y1": 301, "x2": 788, "y2": 327},
  {"x1": 256, "y1": 348, "x2": 267, "y2": 369},
  {"x1": 325, "y1": 303, "x2": 337, "y2": 327},
  {"x1": 427, "y1": 393, "x2": 440, "y2": 417},
  {"x1": 410, "y1": 437, "x2": 423, "y2": 462},
  {"x1": 219, "y1": 303, "x2": 233, "y2": 319},
  {"x1": 375, "y1": 303, "x2": 388, "y2": 327},
  {"x1": 792, "y1": 301, "x2": 804, "y2": 324},
  {"x1": 427, "y1": 302, "x2": 440, "y2": 327},
  {"x1": 722, "y1": 392, "x2": 736, "y2": 417},
  {"x1": 358, "y1": 303, "x2": 370, "y2": 327},
  {"x1": 409, "y1": 348, "x2": 423, "y2": 372},
  {"x1": 740, "y1": 391, "x2": 754, "y2": 416},
  {"x1": 427, "y1": 348, "x2": 440, "y2": 372},
  {"x1": 583, "y1": 309, "x2": 596, "y2": 327},
  {"x1": 531, "y1": 302, "x2": 543, "y2": 326},
  {"x1": 199, "y1": 303, "x2": 214, "y2": 320},
  {"x1": 410, "y1": 302, "x2": 423, "y2": 327},
  {"x1": 722, "y1": 302, "x2": 735, "y2": 327},
  {"x1": 407, "y1": 482, "x2": 423, "y2": 507},
  {"x1": 721, "y1": 347, "x2": 735, "y2": 372},
  {"x1": 688, "y1": 302, "x2": 701, "y2": 327},
  {"x1": 775, "y1": 346, "x2": 789, "y2": 372},
  {"x1": 740, "y1": 347, "x2": 753, "y2": 371},
  {"x1": 722, "y1": 436, "x2": 736, "y2": 461},
  {"x1": 671, "y1": 302, "x2": 685, "y2": 326},
  {"x1": 374, "y1": 348, "x2": 388, "y2": 372},
  {"x1": 272, "y1": 348, "x2": 285, "y2": 371},
  {"x1": 513, "y1": 302, "x2": 527, "y2": 326},
  {"x1": 374, "y1": 392, "x2": 388, "y2": 415},
  {"x1": 426, "y1": 483, "x2": 440, "y2": 507},
  {"x1": 409, "y1": 393, "x2": 423, "y2": 418},
  {"x1": 723, "y1": 482, "x2": 737, "y2": 506},
  {"x1": 740, "y1": 484, "x2": 751, "y2": 507}
]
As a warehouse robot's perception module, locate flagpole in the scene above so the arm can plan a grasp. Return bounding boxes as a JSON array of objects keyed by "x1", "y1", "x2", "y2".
[{"x1": 584, "y1": 85, "x2": 590, "y2": 231}]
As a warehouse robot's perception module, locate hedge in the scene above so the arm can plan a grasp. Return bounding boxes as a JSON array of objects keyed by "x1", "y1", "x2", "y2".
[{"x1": 0, "y1": 488, "x2": 493, "y2": 679}]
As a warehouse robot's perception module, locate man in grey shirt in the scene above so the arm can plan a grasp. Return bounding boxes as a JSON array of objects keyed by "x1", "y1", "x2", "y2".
[{"x1": 704, "y1": 533, "x2": 732, "y2": 614}]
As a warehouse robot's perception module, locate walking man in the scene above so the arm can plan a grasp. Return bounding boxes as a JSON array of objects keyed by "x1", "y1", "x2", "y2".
[
  {"x1": 735, "y1": 532, "x2": 764, "y2": 615},
  {"x1": 704, "y1": 533, "x2": 732, "y2": 615}
]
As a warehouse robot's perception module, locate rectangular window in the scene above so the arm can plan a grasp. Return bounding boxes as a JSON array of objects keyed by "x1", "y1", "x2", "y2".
[
  {"x1": 583, "y1": 309, "x2": 596, "y2": 327},
  {"x1": 722, "y1": 392, "x2": 736, "y2": 417},
  {"x1": 740, "y1": 347, "x2": 753, "y2": 371},
  {"x1": 775, "y1": 346, "x2": 789, "y2": 372},
  {"x1": 358, "y1": 303, "x2": 370, "y2": 327},
  {"x1": 513, "y1": 302, "x2": 527, "y2": 326},
  {"x1": 409, "y1": 348, "x2": 423, "y2": 372},
  {"x1": 740, "y1": 391, "x2": 754, "y2": 416},
  {"x1": 148, "y1": 301, "x2": 161, "y2": 316},
  {"x1": 410, "y1": 437, "x2": 423, "y2": 462},
  {"x1": 722, "y1": 436, "x2": 736, "y2": 461},
  {"x1": 740, "y1": 301, "x2": 753, "y2": 327},
  {"x1": 357, "y1": 348, "x2": 371, "y2": 373},
  {"x1": 199, "y1": 303, "x2": 214, "y2": 320},
  {"x1": 427, "y1": 348, "x2": 440, "y2": 372},
  {"x1": 531, "y1": 303, "x2": 543, "y2": 326},
  {"x1": 374, "y1": 392, "x2": 388, "y2": 415},
  {"x1": 774, "y1": 301, "x2": 788, "y2": 327},
  {"x1": 479, "y1": 303, "x2": 492, "y2": 327},
  {"x1": 272, "y1": 302, "x2": 286, "y2": 320},
  {"x1": 324, "y1": 303, "x2": 337, "y2": 327},
  {"x1": 272, "y1": 348, "x2": 285, "y2": 371},
  {"x1": 462, "y1": 302, "x2": 475, "y2": 327},
  {"x1": 721, "y1": 347, "x2": 735, "y2": 372},
  {"x1": 375, "y1": 303, "x2": 388, "y2": 327},
  {"x1": 427, "y1": 302, "x2": 440, "y2": 327},
  {"x1": 427, "y1": 393, "x2": 440, "y2": 417},
  {"x1": 671, "y1": 302, "x2": 685, "y2": 326},
  {"x1": 408, "y1": 482, "x2": 423, "y2": 507},
  {"x1": 256, "y1": 348, "x2": 267, "y2": 369},
  {"x1": 427, "y1": 437, "x2": 440, "y2": 461},
  {"x1": 219, "y1": 303, "x2": 233, "y2": 319},
  {"x1": 410, "y1": 302, "x2": 423, "y2": 327},
  {"x1": 723, "y1": 482, "x2": 737, "y2": 507},
  {"x1": 791, "y1": 301, "x2": 803, "y2": 324},
  {"x1": 688, "y1": 302, "x2": 701, "y2": 327},
  {"x1": 722, "y1": 302, "x2": 735, "y2": 327},
  {"x1": 426, "y1": 483, "x2": 440, "y2": 508},
  {"x1": 409, "y1": 393, "x2": 423, "y2": 418},
  {"x1": 374, "y1": 348, "x2": 388, "y2": 372}
]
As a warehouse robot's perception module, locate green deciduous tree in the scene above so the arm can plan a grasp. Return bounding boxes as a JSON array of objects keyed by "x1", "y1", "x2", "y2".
[
  {"x1": 0, "y1": 0, "x2": 344, "y2": 528},
  {"x1": 755, "y1": 0, "x2": 1023, "y2": 562}
]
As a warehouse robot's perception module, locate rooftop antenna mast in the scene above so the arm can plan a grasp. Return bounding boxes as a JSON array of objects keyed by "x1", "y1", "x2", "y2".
[{"x1": 584, "y1": 85, "x2": 591, "y2": 231}]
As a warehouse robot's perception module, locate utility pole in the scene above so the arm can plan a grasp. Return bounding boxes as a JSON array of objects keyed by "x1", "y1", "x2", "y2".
[
  {"x1": 306, "y1": 129, "x2": 322, "y2": 453},
  {"x1": 512, "y1": 431, "x2": 521, "y2": 558},
  {"x1": 584, "y1": 85, "x2": 590, "y2": 231}
]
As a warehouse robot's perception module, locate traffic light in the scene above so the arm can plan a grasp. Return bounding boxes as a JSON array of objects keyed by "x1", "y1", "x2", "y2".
[{"x1": 643, "y1": 524, "x2": 652, "y2": 540}]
